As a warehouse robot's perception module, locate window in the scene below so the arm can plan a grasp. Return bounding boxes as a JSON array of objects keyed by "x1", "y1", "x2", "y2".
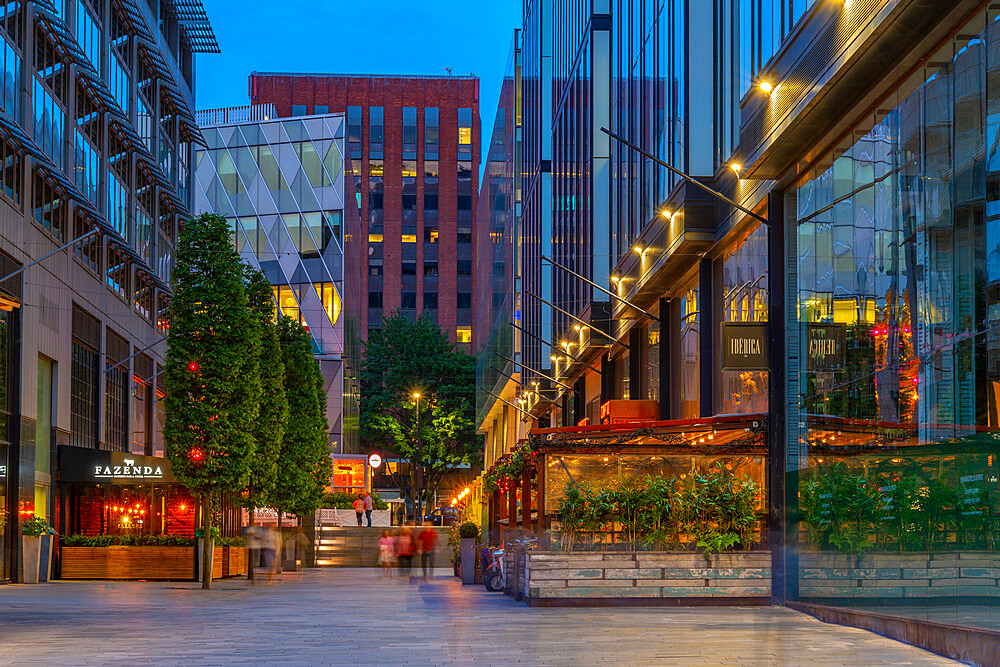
[
  {"x1": 73, "y1": 213, "x2": 99, "y2": 273},
  {"x1": 314, "y1": 104, "x2": 329, "y2": 114},
  {"x1": 74, "y1": 129, "x2": 98, "y2": 204},
  {"x1": 457, "y1": 226, "x2": 472, "y2": 244},
  {"x1": 458, "y1": 107, "x2": 472, "y2": 160},
  {"x1": 424, "y1": 262, "x2": 438, "y2": 276},
  {"x1": 105, "y1": 331, "x2": 128, "y2": 452},
  {"x1": 457, "y1": 292, "x2": 471, "y2": 309},
  {"x1": 402, "y1": 225, "x2": 416, "y2": 243},
  {"x1": 424, "y1": 226, "x2": 439, "y2": 243},
  {"x1": 424, "y1": 292, "x2": 438, "y2": 308},
  {"x1": 369, "y1": 106, "x2": 383, "y2": 159},
  {"x1": 70, "y1": 339, "x2": 98, "y2": 448},
  {"x1": 291, "y1": 104, "x2": 307, "y2": 116},
  {"x1": 0, "y1": 26, "x2": 20, "y2": 121},
  {"x1": 368, "y1": 291, "x2": 383, "y2": 308},
  {"x1": 107, "y1": 170, "x2": 128, "y2": 240},
  {"x1": 424, "y1": 107, "x2": 439, "y2": 159},
  {"x1": 456, "y1": 326, "x2": 472, "y2": 344},
  {"x1": 347, "y1": 106, "x2": 362, "y2": 159},
  {"x1": 401, "y1": 292, "x2": 416, "y2": 309},
  {"x1": 457, "y1": 195, "x2": 472, "y2": 210},
  {"x1": 109, "y1": 48, "x2": 129, "y2": 115},
  {"x1": 314, "y1": 282, "x2": 341, "y2": 325},
  {"x1": 75, "y1": 0, "x2": 101, "y2": 74},
  {"x1": 369, "y1": 260, "x2": 382, "y2": 276},
  {"x1": 402, "y1": 106, "x2": 417, "y2": 159},
  {"x1": 402, "y1": 261, "x2": 416, "y2": 276},
  {"x1": 33, "y1": 78, "x2": 64, "y2": 168},
  {"x1": 457, "y1": 260, "x2": 471, "y2": 276},
  {"x1": 106, "y1": 244, "x2": 129, "y2": 301},
  {"x1": 32, "y1": 172, "x2": 65, "y2": 241}
]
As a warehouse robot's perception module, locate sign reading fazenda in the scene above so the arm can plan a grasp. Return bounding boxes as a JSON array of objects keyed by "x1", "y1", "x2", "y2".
[{"x1": 722, "y1": 323, "x2": 769, "y2": 371}]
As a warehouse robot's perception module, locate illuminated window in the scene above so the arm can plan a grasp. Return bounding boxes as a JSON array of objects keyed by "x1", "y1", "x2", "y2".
[
  {"x1": 458, "y1": 127, "x2": 471, "y2": 145},
  {"x1": 368, "y1": 233, "x2": 383, "y2": 242},
  {"x1": 456, "y1": 326, "x2": 471, "y2": 344},
  {"x1": 273, "y1": 285, "x2": 300, "y2": 322},
  {"x1": 314, "y1": 282, "x2": 342, "y2": 326},
  {"x1": 401, "y1": 234, "x2": 416, "y2": 243},
  {"x1": 425, "y1": 226, "x2": 438, "y2": 243}
]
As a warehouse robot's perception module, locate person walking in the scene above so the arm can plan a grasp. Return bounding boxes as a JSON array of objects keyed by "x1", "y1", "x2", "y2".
[
  {"x1": 364, "y1": 491, "x2": 374, "y2": 527},
  {"x1": 396, "y1": 528, "x2": 414, "y2": 581},
  {"x1": 417, "y1": 522, "x2": 438, "y2": 581},
  {"x1": 377, "y1": 529, "x2": 395, "y2": 578},
  {"x1": 352, "y1": 494, "x2": 365, "y2": 526}
]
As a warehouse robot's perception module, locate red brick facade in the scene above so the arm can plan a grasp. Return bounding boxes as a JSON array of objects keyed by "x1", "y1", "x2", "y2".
[{"x1": 250, "y1": 73, "x2": 480, "y2": 346}]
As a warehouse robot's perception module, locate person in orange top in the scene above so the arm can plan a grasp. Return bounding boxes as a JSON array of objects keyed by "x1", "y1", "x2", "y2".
[{"x1": 352, "y1": 494, "x2": 365, "y2": 526}]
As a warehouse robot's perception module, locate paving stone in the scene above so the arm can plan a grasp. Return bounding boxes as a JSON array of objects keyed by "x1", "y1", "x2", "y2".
[{"x1": 0, "y1": 568, "x2": 960, "y2": 665}]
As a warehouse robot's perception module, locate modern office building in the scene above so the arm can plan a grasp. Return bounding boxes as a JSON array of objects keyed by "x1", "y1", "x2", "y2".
[
  {"x1": 193, "y1": 104, "x2": 358, "y2": 456},
  {"x1": 0, "y1": 0, "x2": 217, "y2": 582},
  {"x1": 248, "y1": 72, "x2": 481, "y2": 348},
  {"x1": 478, "y1": 2, "x2": 997, "y2": 661}
]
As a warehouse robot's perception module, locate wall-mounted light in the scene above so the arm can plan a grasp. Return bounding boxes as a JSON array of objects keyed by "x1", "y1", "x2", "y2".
[
  {"x1": 633, "y1": 245, "x2": 644, "y2": 255},
  {"x1": 758, "y1": 81, "x2": 773, "y2": 94},
  {"x1": 660, "y1": 209, "x2": 673, "y2": 219},
  {"x1": 729, "y1": 162, "x2": 742, "y2": 177}
]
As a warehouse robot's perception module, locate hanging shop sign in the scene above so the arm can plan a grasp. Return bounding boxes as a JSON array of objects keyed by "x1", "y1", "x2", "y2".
[
  {"x1": 368, "y1": 453, "x2": 383, "y2": 469},
  {"x1": 721, "y1": 323, "x2": 769, "y2": 371},
  {"x1": 59, "y1": 446, "x2": 174, "y2": 484},
  {"x1": 806, "y1": 323, "x2": 846, "y2": 372}
]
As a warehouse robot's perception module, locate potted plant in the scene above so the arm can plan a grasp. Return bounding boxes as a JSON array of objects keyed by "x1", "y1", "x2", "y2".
[
  {"x1": 20, "y1": 516, "x2": 54, "y2": 584},
  {"x1": 458, "y1": 521, "x2": 479, "y2": 585}
]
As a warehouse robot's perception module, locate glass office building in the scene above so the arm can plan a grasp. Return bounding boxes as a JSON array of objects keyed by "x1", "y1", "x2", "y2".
[{"x1": 194, "y1": 106, "x2": 357, "y2": 454}]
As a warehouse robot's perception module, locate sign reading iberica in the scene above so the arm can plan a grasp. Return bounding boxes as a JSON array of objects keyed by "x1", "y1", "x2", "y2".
[
  {"x1": 721, "y1": 322, "x2": 769, "y2": 370},
  {"x1": 806, "y1": 323, "x2": 846, "y2": 372}
]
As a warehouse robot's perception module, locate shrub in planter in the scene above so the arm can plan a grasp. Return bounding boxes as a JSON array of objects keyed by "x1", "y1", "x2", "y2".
[
  {"x1": 458, "y1": 522, "x2": 479, "y2": 539},
  {"x1": 20, "y1": 516, "x2": 55, "y2": 584}
]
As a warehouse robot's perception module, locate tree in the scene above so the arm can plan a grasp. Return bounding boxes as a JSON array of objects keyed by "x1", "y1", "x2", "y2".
[
  {"x1": 270, "y1": 317, "x2": 332, "y2": 526},
  {"x1": 163, "y1": 213, "x2": 261, "y2": 589},
  {"x1": 242, "y1": 265, "x2": 288, "y2": 522},
  {"x1": 360, "y1": 311, "x2": 480, "y2": 518}
]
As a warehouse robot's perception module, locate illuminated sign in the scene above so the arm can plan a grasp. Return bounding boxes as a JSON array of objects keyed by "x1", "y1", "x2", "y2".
[
  {"x1": 806, "y1": 323, "x2": 846, "y2": 372},
  {"x1": 59, "y1": 446, "x2": 174, "y2": 485},
  {"x1": 368, "y1": 453, "x2": 383, "y2": 469},
  {"x1": 94, "y1": 457, "x2": 165, "y2": 481},
  {"x1": 722, "y1": 323, "x2": 769, "y2": 371}
]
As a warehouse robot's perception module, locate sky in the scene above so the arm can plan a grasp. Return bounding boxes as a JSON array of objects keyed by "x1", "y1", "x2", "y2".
[{"x1": 196, "y1": 0, "x2": 521, "y2": 158}]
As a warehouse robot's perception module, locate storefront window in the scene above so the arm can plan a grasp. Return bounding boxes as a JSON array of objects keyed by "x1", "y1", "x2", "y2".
[
  {"x1": 721, "y1": 223, "x2": 768, "y2": 414},
  {"x1": 787, "y1": 8, "x2": 999, "y2": 632},
  {"x1": 647, "y1": 304, "x2": 660, "y2": 403},
  {"x1": 70, "y1": 340, "x2": 98, "y2": 448}
]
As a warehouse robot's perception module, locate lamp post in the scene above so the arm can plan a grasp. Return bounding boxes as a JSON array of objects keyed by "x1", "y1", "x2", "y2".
[{"x1": 412, "y1": 392, "x2": 422, "y2": 521}]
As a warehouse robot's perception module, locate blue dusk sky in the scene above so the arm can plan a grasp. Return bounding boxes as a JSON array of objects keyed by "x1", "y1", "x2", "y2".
[{"x1": 196, "y1": 0, "x2": 521, "y2": 157}]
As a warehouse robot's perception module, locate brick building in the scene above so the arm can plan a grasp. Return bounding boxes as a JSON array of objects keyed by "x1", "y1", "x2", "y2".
[{"x1": 249, "y1": 73, "x2": 480, "y2": 348}]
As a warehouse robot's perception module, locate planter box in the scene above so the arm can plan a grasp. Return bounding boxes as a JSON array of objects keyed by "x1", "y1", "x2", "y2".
[
  {"x1": 522, "y1": 550, "x2": 771, "y2": 606},
  {"x1": 798, "y1": 551, "x2": 1000, "y2": 600},
  {"x1": 224, "y1": 546, "x2": 247, "y2": 577},
  {"x1": 62, "y1": 546, "x2": 195, "y2": 580}
]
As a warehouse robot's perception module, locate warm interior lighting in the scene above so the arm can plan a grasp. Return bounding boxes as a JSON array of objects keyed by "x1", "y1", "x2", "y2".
[{"x1": 758, "y1": 81, "x2": 773, "y2": 94}]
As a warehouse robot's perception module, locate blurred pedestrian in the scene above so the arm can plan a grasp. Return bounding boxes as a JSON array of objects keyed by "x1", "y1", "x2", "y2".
[
  {"x1": 261, "y1": 526, "x2": 280, "y2": 583},
  {"x1": 377, "y1": 529, "x2": 394, "y2": 578},
  {"x1": 396, "y1": 527, "x2": 414, "y2": 581},
  {"x1": 352, "y1": 493, "x2": 365, "y2": 526},
  {"x1": 364, "y1": 491, "x2": 374, "y2": 527},
  {"x1": 246, "y1": 525, "x2": 263, "y2": 585},
  {"x1": 417, "y1": 522, "x2": 438, "y2": 580}
]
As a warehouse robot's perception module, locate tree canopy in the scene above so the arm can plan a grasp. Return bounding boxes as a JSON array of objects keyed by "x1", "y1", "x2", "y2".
[{"x1": 360, "y1": 311, "x2": 480, "y2": 513}]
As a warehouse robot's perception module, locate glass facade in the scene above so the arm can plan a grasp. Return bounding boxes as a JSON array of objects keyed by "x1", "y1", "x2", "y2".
[
  {"x1": 195, "y1": 109, "x2": 350, "y2": 451},
  {"x1": 786, "y1": 10, "x2": 1000, "y2": 631}
]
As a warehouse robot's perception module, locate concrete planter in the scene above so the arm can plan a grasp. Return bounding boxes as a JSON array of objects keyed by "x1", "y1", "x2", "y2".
[
  {"x1": 799, "y1": 551, "x2": 1000, "y2": 599},
  {"x1": 460, "y1": 538, "x2": 477, "y2": 584},
  {"x1": 523, "y1": 550, "x2": 772, "y2": 606},
  {"x1": 21, "y1": 535, "x2": 41, "y2": 584}
]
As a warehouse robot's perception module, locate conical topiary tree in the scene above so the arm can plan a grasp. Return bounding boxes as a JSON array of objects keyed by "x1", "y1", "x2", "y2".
[
  {"x1": 163, "y1": 213, "x2": 261, "y2": 589},
  {"x1": 242, "y1": 265, "x2": 288, "y2": 527}
]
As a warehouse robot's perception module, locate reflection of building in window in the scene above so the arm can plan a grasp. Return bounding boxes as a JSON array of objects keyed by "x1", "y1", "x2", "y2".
[{"x1": 456, "y1": 326, "x2": 472, "y2": 344}]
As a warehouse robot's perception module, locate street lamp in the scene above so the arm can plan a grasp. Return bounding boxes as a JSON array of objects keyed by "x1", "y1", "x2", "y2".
[{"x1": 412, "y1": 393, "x2": 423, "y2": 520}]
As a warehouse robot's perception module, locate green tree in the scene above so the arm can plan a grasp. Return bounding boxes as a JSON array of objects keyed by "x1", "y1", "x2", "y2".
[
  {"x1": 163, "y1": 213, "x2": 260, "y2": 589},
  {"x1": 243, "y1": 265, "x2": 288, "y2": 521},
  {"x1": 360, "y1": 311, "x2": 480, "y2": 518},
  {"x1": 271, "y1": 317, "x2": 331, "y2": 527}
]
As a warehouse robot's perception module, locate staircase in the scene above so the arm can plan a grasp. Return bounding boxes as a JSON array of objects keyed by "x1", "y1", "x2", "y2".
[{"x1": 314, "y1": 526, "x2": 451, "y2": 567}]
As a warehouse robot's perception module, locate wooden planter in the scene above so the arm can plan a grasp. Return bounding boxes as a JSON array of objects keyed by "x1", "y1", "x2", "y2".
[
  {"x1": 223, "y1": 546, "x2": 247, "y2": 577},
  {"x1": 522, "y1": 550, "x2": 772, "y2": 606},
  {"x1": 799, "y1": 551, "x2": 1000, "y2": 599},
  {"x1": 61, "y1": 546, "x2": 195, "y2": 580}
]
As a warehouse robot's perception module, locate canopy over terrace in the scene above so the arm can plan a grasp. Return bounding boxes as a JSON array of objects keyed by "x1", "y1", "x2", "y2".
[{"x1": 486, "y1": 414, "x2": 767, "y2": 541}]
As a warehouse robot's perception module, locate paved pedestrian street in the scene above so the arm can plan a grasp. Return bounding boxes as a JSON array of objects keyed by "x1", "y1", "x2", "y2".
[{"x1": 0, "y1": 568, "x2": 957, "y2": 665}]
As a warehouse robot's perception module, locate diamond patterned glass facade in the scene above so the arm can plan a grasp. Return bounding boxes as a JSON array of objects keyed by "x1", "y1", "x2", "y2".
[{"x1": 194, "y1": 109, "x2": 350, "y2": 450}]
